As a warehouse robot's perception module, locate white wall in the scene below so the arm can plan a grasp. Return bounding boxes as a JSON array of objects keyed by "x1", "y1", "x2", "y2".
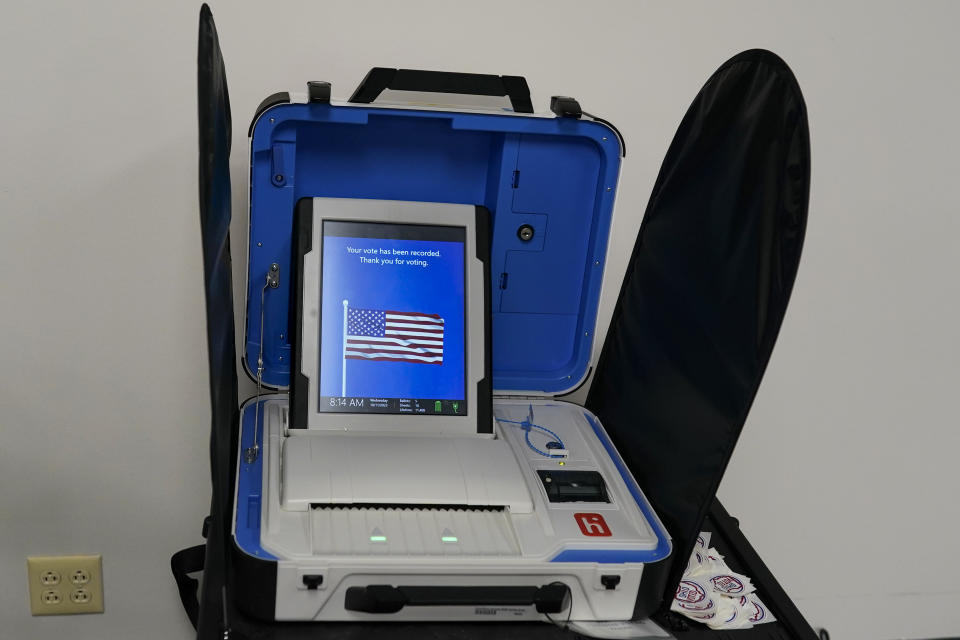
[{"x1": 1, "y1": 2, "x2": 957, "y2": 639}]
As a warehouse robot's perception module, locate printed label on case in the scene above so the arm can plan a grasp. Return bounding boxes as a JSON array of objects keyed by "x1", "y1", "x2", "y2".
[{"x1": 474, "y1": 606, "x2": 527, "y2": 616}]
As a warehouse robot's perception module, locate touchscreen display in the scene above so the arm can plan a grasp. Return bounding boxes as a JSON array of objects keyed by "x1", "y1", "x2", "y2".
[{"x1": 317, "y1": 220, "x2": 466, "y2": 416}]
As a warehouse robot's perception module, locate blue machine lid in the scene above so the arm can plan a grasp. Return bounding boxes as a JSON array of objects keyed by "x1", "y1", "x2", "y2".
[{"x1": 244, "y1": 101, "x2": 622, "y2": 395}]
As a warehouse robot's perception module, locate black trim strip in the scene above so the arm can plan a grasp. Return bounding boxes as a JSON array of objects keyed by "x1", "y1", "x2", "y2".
[
  {"x1": 582, "y1": 110, "x2": 626, "y2": 157},
  {"x1": 288, "y1": 198, "x2": 313, "y2": 429},
  {"x1": 247, "y1": 91, "x2": 290, "y2": 137},
  {"x1": 476, "y1": 205, "x2": 493, "y2": 434}
]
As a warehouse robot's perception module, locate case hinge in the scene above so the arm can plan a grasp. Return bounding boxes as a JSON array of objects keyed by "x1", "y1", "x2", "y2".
[
  {"x1": 549, "y1": 96, "x2": 582, "y2": 119},
  {"x1": 266, "y1": 263, "x2": 280, "y2": 288},
  {"x1": 307, "y1": 81, "x2": 331, "y2": 103}
]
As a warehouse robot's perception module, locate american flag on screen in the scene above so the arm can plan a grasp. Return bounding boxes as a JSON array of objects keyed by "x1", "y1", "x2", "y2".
[{"x1": 345, "y1": 307, "x2": 444, "y2": 364}]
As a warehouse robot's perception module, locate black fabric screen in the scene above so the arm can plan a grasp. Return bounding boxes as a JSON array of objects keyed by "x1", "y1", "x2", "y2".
[
  {"x1": 196, "y1": 4, "x2": 237, "y2": 638},
  {"x1": 585, "y1": 49, "x2": 811, "y2": 612}
]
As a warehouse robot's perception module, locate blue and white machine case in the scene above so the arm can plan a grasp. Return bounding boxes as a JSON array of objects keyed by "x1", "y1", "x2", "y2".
[{"x1": 232, "y1": 76, "x2": 672, "y2": 623}]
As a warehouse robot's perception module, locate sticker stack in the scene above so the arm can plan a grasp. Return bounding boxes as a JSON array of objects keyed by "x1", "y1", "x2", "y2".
[{"x1": 671, "y1": 532, "x2": 777, "y2": 629}]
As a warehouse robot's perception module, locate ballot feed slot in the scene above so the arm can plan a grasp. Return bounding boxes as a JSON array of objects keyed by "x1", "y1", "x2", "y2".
[
  {"x1": 536, "y1": 470, "x2": 609, "y2": 503},
  {"x1": 308, "y1": 503, "x2": 505, "y2": 512}
]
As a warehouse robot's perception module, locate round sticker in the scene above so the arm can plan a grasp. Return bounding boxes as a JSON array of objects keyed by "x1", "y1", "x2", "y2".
[
  {"x1": 710, "y1": 574, "x2": 745, "y2": 594},
  {"x1": 675, "y1": 580, "x2": 706, "y2": 603}
]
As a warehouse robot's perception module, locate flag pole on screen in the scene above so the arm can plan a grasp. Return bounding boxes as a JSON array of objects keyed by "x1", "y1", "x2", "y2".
[{"x1": 341, "y1": 299, "x2": 349, "y2": 397}]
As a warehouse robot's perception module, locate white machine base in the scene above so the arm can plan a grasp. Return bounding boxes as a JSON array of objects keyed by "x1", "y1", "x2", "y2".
[{"x1": 232, "y1": 398, "x2": 670, "y2": 622}]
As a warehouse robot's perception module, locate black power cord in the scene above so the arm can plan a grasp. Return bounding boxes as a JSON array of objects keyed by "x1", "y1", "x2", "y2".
[{"x1": 543, "y1": 582, "x2": 573, "y2": 630}]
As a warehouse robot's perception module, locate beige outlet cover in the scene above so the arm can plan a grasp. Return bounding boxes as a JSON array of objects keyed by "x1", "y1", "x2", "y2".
[{"x1": 27, "y1": 555, "x2": 104, "y2": 615}]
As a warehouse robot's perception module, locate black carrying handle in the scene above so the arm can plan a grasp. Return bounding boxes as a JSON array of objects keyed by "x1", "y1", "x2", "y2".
[
  {"x1": 170, "y1": 544, "x2": 206, "y2": 629},
  {"x1": 349, "y1": 68, "x2": 534, "y2": 113},
  {"x1": 344, "y1": 583, "x2": 569, "y2": 614}
]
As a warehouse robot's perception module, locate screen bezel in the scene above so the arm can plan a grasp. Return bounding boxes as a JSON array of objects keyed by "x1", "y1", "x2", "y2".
[{"x1": 294, "y1": 197, "x2": 490, "y2": 435}]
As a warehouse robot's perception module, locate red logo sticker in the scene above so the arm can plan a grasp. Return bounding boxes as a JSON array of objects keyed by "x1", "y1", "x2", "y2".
[{"x1": 574, "y1": 513, "x2": 612, "y2": 537}]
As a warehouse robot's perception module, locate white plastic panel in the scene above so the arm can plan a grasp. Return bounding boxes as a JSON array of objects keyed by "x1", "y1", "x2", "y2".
[
  {"x1": 309, "y1": 506, "x2": 520, "y2": 557},
  {"x1": 281, "y1": 432, "x2": 534, "y2": 513},
  {"x1": 238, "y1": 397, "x2": 670, "y2": 621}
]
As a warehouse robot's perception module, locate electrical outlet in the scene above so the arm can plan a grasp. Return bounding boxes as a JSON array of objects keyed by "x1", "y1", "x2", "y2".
[
  {"x1": 27, "y1": 555, "x2": 104, "y2": 615},
  {"x1": 39, "y1": 570, "x2": 61, "y2": 586}
]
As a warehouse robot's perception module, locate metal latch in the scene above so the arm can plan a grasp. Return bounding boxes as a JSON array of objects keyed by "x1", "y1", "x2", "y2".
[{"x1": 266, "y1": 263, "x2": 280, "y2": 288}]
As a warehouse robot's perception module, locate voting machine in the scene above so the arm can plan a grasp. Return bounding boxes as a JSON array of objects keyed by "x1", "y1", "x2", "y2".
[{"x1": 180, "y1": 6, "x2": 815, "y2": 639}]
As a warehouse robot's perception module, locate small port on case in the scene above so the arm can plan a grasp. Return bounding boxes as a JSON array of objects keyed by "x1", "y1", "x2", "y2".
[
  {"x1": 302, "y1": 575, "x2": 323, "y2": 590},
  {"x1": 600, "y1": 575, "x2": 621, "y2": 590}
]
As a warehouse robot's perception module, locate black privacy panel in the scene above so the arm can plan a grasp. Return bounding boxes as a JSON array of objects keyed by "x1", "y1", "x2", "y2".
[
  {"x1": 196, "y1": 5, "x2": 236, "y2": 638},
  {"x1": 586, "y1": 49, "x2": 810, "y2": 610}
]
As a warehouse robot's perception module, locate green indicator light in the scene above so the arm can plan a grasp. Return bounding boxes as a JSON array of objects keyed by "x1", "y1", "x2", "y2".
[
  {"x1": 441, "y1": 536, "x2": 458, "y2": 543},
  {"x1": 369, "y1": 535, "x2": 387, "y2": 542}
]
